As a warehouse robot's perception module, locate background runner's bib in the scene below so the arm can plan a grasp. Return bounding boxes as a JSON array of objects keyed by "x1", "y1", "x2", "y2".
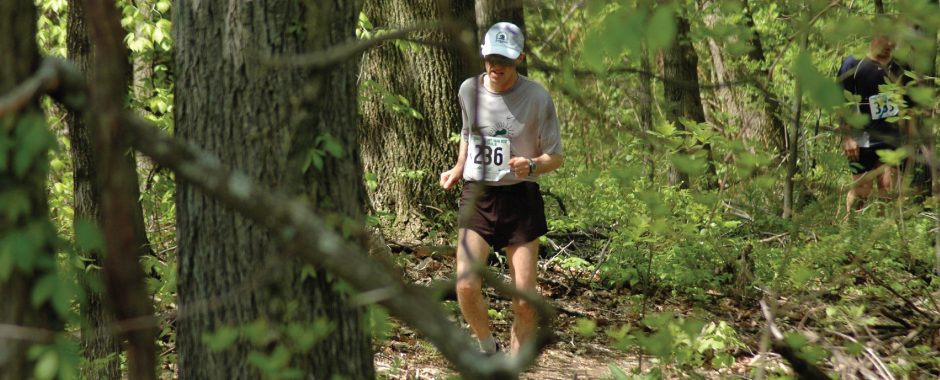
[
  {"x1": 869, "y1": 93, "x2": 899, "y2": 120},
  {"x1": 464, "y1": 135, "x2": 511, "y2": 181}
]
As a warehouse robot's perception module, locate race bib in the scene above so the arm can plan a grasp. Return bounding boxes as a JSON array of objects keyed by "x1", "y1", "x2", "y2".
[
  {"x1": 869, "y1": 93, "x2": 899, "y2": 120},
  {"x1": 464, "y1": 135, "x2": 511, "y2": 181}
]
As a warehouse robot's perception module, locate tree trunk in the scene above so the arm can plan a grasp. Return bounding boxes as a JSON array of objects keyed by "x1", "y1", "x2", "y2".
[
  {"x1": 639, "y1": 46, "x2": 656, "y2": 181},
  {"x1": 662, "y1": 15, "x2": 706, "y2": 189},
  {"x1": 360, "y1": 0, "x2": 475, "y2": 242},
  {"x1": 173, "y1": 0, "x2": 373, "y2": 378},
  {"x1": 66, "y1": 0, "x2": 122, "y2": 378},
  {"x1": 0, "y1": 0, "x2": 64, "y2": 377},
  {"x1": 476, "y1": 0, "x2": 526, "y2": 76},
  {"x1": 783, "y1": 32, "x2": 807, "y2": 219},
  {"x1": 704, "y1": 0, "x2": 787, "y2": 153}
]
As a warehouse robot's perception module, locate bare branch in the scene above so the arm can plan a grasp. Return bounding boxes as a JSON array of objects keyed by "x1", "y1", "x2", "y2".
[{"x1": 265, "y1": 23, "x2": 438, "y2": 68}]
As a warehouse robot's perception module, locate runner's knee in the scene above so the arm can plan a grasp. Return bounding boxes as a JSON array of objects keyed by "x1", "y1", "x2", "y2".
[{"x1": 456, "y1": 275, "x2": 482, "y2": 296}]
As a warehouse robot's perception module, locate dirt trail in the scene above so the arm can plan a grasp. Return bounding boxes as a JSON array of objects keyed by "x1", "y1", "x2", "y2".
[{"x1": 373, "y1": 245, "x2": 763, "y2": 380}]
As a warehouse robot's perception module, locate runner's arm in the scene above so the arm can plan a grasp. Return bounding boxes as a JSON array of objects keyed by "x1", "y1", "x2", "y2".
[
  {"x1": 508, "y1": 153, "x2": 563, "y2": 178},
  {"x1": 531, "y1": 153, "x2": 563, "y2": 175},
  {"x1": 441, "y1": 139, "x2": 469, "y2": 190}
]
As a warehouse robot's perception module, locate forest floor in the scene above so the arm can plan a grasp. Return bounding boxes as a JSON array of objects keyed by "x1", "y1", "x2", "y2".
[{"x1": 371, "y1": 241, "x2": 815, "y2": 380}]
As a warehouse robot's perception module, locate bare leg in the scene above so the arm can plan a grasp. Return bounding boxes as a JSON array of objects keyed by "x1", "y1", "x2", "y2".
[
  {"x1": 506, "y1": 239, "x2": 540, "y2": 354},
  {"x1": 455, "y1": 229, "x2": 492, "y2": 345},
  {"x1": 847, "y1": 172, "x2": 874, "y2": 213},
  {"x1": 875, "y1": 163, "x2": 899, "y2": 200}
]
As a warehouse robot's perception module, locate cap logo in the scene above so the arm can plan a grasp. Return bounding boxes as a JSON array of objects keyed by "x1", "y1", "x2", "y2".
[{"x1": 496, "y1": 32, "x2": 508, "y2": 44}]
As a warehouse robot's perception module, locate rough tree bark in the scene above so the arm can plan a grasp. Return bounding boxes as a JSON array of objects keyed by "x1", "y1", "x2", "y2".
[
  {"x1": 703, "y1": 0, "x2": 787, "y2": 153},
  {"x1": 174, "y1": 0, "x2": 373, "y2": 378},
  {"x1": 360, "y1": 0, "x2": 475, "y2": 242},
  {"x1": 65, "y1": 0, "x2": 122, "y2": 377},
  {"x1": 662, "y1": 15, "x2": 708, "y2": 189},
  {"x1": 476, "y1": 0, "x2": 526, "y2": 75},
  {"x1": 70, "y1": 0, "x2": 159, "y2": 375},
  {"x1": 0, "y1": 0, "x2": 63, "y2": 377}
]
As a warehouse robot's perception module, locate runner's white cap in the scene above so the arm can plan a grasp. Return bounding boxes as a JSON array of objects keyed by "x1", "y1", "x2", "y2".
[{"x1": 481, "y1": 22, "x2": 524, "y2": 59}]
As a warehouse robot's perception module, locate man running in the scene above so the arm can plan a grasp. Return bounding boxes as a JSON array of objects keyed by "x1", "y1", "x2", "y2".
[
  {"x1": 439, "y1": 22, "x2": 564, "y2": 355},
  {"x1": 838, "y1": 33, "x2": 913, "y2": 213}
]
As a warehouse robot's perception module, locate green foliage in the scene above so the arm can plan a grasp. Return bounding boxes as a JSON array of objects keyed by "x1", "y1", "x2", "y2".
[
  {"x1": 360, "y1": 80, "x2": 425, "y2": 120},
  {"x1": 607, "y1": 314, "x2": 743, "y2": 375},
  {"x1": 202, "y1": 317, "x2": 336, "y2": 379},
  {"x1": 302, "y1": 133, "x2": 344, "y2": 173}
]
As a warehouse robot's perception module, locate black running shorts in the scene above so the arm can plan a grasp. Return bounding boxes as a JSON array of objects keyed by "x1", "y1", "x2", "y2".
[
  {"x1": 849, "y1": 146, "x2": 894, "y2": 174},
  {"x1": 458, "y1": 181, "x2": 548, "y2": 250}
]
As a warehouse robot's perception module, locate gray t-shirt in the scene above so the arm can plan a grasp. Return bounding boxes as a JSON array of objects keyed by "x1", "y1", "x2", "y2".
[{"x1": 459, "y1": 74, "x2": 563, "y2": 185}]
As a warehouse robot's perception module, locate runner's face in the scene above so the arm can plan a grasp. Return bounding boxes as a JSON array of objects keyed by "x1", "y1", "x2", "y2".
[
  {"x1": 870, "y1": 36, "x2": 895, "y2": 61},
  {"x1": 484, "y1": 54, "x2": 524, "y2": 87}
]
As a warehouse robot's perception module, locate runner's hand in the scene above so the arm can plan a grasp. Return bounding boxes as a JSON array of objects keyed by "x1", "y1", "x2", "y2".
[
  {"x1": 440, "y1": 167, "x2": 462, "y2": 190},
  {"x1": 508, "y1": 157, "x2": 530, "y2": 179},
  {"x1": 843, "y1": 137, "x2": 859, "y2": 161}
]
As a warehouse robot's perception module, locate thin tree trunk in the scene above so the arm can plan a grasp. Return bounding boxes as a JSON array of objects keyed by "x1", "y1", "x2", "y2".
[
  {"x1": 476, "y1": 0, "x2": 525, "y2": 76},
  {"x1": 0, "y1": 0, "x2": 64, "y2": 377},
  {"x1": 174, "y1": 0, "x2": 373, "y2": 378},
  {"x1": 639, "y1": 46, "x2": 656, "y2": 181},
  {"x1": 783, "y1": 31, "x2": 808, "y2": 219},
  {"x1": 66, "y1": 0, "x2": 122, "y2": 377},
  {"x1": 360, "y1": 0, "x2": 474, "y2": 242}
]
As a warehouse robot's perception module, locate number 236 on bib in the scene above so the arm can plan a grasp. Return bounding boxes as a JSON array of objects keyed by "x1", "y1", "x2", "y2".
[{"x1": 464, "y1": 135, "x2": 511, "y2": 181}]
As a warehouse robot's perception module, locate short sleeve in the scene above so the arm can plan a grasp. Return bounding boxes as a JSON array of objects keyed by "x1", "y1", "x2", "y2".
[
  {"x1": 838, "y1": 57, "x2": 857, "y2": 94},
  {"x1": 539, "y1": 96, "x2": 563, "y2": 156}
]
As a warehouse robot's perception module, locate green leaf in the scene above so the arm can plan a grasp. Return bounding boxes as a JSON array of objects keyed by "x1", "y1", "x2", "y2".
[
  {"x1": 608, "y1": 364, "x2": 630, "y2": 380},
  {"x1": 312, "y1": 154, "x2": 323, "y2": 171},
  {"x1": 202, "y1": 326, "x2": 239, "y2": 352},
  {"x1": 13, "y1": 114, "x2": 54, "y2": 178},
  {"x1": 74, "y1": 219, "x2": 106, "y2": 253},
  {"x1": 245, "y1": 318, "x2": 269, "y2": 346},
  {"x1": 908, "y1": 86, "x2": 937, "y2": 107},
  {"x1": 2, "y1": 231, "x2": 39, "y2": 272},
  {"x1": 575, "y1": 318, "x2": 597, "y2": 338},
  {"x1": 642, "y1": 312, "x2": 674, "y2": 328},
  {"x1": 669, "y1": 154, "x2": 707, "y2": 174},
  {"x1": 322, "y1": 138, "x2": 344, "y2": 159},
  {"x1": 153, "y1": 27, "x2": 164, "y2": 43},
  {"x1": 31, "y1": 274, "x2": 57, "y2": 308},
  {"x1": 248, "y1": 345, "x2": 291, "y2": 373},
  {"x1": 845, "y1": 113, "x2": 870, "y2": 129},
  {"x1": 875, "y1": 148, "x2": 908, "y2": 166},
  {"x1": 646, "y1": 5, "x2": 676, "y2": 52},
  {"x1": 844, "y1": 342, "x2": 864, "y2": 356},
  {"x1": 0, "y1": 189, "x2": 31, "y2": 222},
  {"x1": 156, "y1": 0, "x2": 170, "y2": 13},
  {"x1": 794, "y1": 52, "x2": 842, "y2": 109},
  {"x1": 34, "y1": 350, "x2": 59, "y2": 380},
  {"x1": 712, "y1": 353, "x2": 735, "y2": 368},
  {"x1": 784, "y1": 332, "x2": 808, "y2": 350},
  {"x1": 358, "y1": 12, "x2": 374, "y2": 30},
  {"x1": 575, "y1": 167, "x2": 602, "y2": 185}
]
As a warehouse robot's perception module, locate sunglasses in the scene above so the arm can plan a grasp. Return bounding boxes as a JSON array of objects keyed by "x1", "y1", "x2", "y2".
[{"x1": 484, "y1": 55, "x2": 519, "y2": 66}]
